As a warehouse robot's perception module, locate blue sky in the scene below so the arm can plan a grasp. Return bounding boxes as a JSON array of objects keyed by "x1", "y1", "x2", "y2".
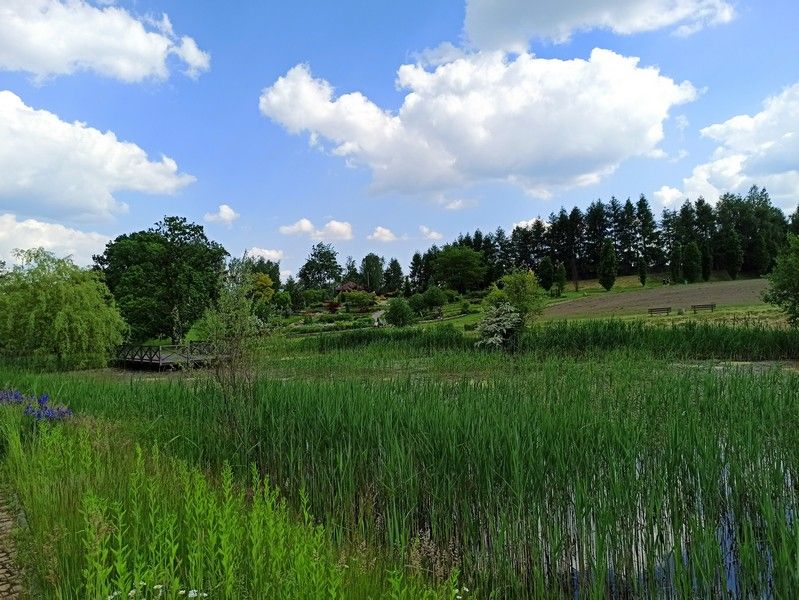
[{"x1": 1, "y1": 0, "x2": 798, "y2": 275}]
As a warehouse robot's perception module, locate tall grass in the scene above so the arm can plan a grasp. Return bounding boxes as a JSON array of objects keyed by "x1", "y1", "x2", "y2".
[
  {"x1": 312, "y1": 320, "x2": 799, "y2": 360},
  {"x1": 0, "y1": 409, "x2": 459, "y2": 599},
  {"x1": 4, "y1": 349, "x2": 799, "y2": 596}
]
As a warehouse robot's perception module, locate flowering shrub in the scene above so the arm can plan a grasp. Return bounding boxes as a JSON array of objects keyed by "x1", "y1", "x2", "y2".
[{"x1": 1, "y1": 389, "x2": 72, "y2": 421}]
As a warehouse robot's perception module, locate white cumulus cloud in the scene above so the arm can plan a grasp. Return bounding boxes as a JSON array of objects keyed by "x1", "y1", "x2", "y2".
[
  {"x1": 0, "y1": 0, "x2": 210, "y2": 82},
  {"x1": 0, "y1": 213, "x2": 109, "y2": 266},
  {"x1": 419, "y1": 225, "x2": 443, "y2": 240},
  {"x1": 465, "y1": 0, "x2": 735, "y2": 50},
  {"x1": 367, "y1": 226, "x2": 398, "y2": 242},
  {"x1": 247, "y1": 247, "x2": 284, "y2": 261},
  {"x1": 662, "y1": 83, "x2": 799, "y2": 211},
  {"x1": 260, "y1": 49, "x2": 695, "y2": 199},
  {"x1": 279, "y1": 218, "x2": 353, "y2": 241},
  {"x1": 204, "y1": 204, "x2": 239, "y2": 227},
  {"x1": 0, "y1": 91, "x2": 195, "y2": 221}
]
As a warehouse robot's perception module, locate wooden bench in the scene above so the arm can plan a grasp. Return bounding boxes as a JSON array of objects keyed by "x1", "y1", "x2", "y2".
[
  {"x1": 648, "y1": 307, "x2": 672, "y2": 316},
  {"x1": 691, "y1": 303, "x2": 716, "y2": 313}
]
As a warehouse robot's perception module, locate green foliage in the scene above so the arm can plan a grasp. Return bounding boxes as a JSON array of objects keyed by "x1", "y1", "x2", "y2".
[
  {"x1": 301, "y1": 288, "x2": 327, "y2": 307},
  {"x1": 383, "y1": 258, "x2": 404, "y2": 294},
  {"x1": 0, "y1": 249, "x2": 126, "y2": 368},
  {"x1": 422, "y1": 286, "x2": 447, "y2": 315},
  {"x1": 499, "y1": 270, "x2": 544, "y2": 322},
  {"x1": 341, "y1": 290, "x2": 377, "y2": 312},
  {"x1": 482, "y1": 285, "x2": 509, "y2": 308},
  {"x1": 637, "y1": 255, "x2": 648, "y2": 286},
  {"x1": 701, "y1": 240, "x2": 713, "y2": 282},
  {"x1": 459, "y1": 300, "x2": 471, "y2": 315},
  {"x1": 360, "y1": 253, "x2": 385, "y2": 293},
  {"x1": 682, "y1": 241, "x2": 702, "y2": 283},
  {"x1": 476, "y1": 302, "x2": 523, "y2": 351},
  {"x1": 298, "y1": 242, "x2": 341, "y2": 290},
  {"x1": 432, "y1": 245, "x2": 486, "y2": 293},
  {"x1": 598, "y1": 239, "x2": 617, "y2": 291},
  {"x1": 537, "y1": 256, "x2": 554, "y2": 291},
  {"x1": 94, "y1": 216, "x2": 227, "y2": 343},
  {"x1": 721, "y1": 226, "x2": 744, "y2": 280},
  {"x1": 408, "y1": 293, "x2": 426, "y2": 316},
  {"x1": 669, "y1": 244, "x2": 682, "y2": 283},
  {"x1": 764, "y1": 234, "x2": 799, "y2": 326},
  {"x1": 0, "y1": 412, "x2": 454, "y2": 598},
  {"x1": 384, "y1": 298, "x2": 415, "y2": 327},
  {"x1": 272, "y1": 291, "x2": 292, "y2": 314},
  {"x1": 552, "y1": 262, "x2": 567, "y2": 298}
]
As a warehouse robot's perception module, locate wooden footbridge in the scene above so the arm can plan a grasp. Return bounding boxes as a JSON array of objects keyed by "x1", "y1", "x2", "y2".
[{"x1": 116, "y1": 341, "x2": 216, "y2": 369}]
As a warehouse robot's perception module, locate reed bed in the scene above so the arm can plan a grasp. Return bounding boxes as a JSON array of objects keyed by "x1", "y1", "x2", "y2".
[
  {"x1": 0, "y1": 408, "x2": 459, "y2": 599},
  {"x1": 3, "y1": 347, "x2": 799, "y2": 597}
]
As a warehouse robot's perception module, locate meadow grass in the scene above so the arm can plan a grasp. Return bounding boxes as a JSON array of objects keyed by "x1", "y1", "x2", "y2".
[{"x1": 3, "y1": 335, "x2": 799, "y2": 597}]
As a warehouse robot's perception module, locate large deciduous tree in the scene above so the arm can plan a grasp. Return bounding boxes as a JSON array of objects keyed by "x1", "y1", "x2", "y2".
[
  {"x1": 359, "y1": 253, "x2": 385, "y2": 293},
  {"x1": 433, "y1": 245, "x2": 487, "y2": 293},
  {"x1": 298, "y1": 242, "x2": 342, "y2": 291},
  {"x1": 94, "y1": 217, "x2": 228, "y2": 343},
  {"x1": 1, "y1": 249, "x2": 127, "y2": 368}
]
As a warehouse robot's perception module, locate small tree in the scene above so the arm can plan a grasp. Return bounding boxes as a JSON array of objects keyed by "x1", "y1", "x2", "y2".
[
  {"x1": 682, "y1": 242, "x2": 701, "y2": 283},
  {"x1": 764, "y1": 234, "x2": 799, "y2": 326},
  {"x1": 408, "y1": 293, "x2": 426, "y2": 316},
  {"x1": 552, "y1": 262, "x2": 567, "y2": 298},
  {"x1": 538, "y1": 256, "x2": 554, "y2": 291},
  {"x1": 500, "y1": 270, "x2": 544, "y2": 323},
  {"x1": 598, "y1": 239, "x2": 617, "y2": 291},
  {"x1": 422, "y1": 286, "x2": 447, "y2": 316},
  {"x1": 385, "y1": 298, "x2": 415, "y2": 327},
  {"x1": 476, "y1": 303, "x2": 523, "y2": 351},
  {"x1": 637, "y1": 255, "x2": 648, "y2": 286},
  {"x1": 341, "y1": 290, "x2": 376, "y2": 312},
  {"x1": 669, "y1": 245, "x2": 682, "y2": 283}
]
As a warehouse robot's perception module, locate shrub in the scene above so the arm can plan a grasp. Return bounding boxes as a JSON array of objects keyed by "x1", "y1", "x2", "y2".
[
  {"x1": 459, "y1": 300, "x2": 471, "y2": 315},
  {"x1": 302, "y1": 288, "x2": 327, "y2": 307},
  {"x1": 538, "y1": 257, "x2": 554, "y2": 291},
  {"x1": 422, "y1": 287, "x2": 447, "y2": 313},
  {"x1": 476, "y1": 302, "x2": 523, "y2": 351},
  {"x1": 764, "y1": 234, "x2": 799, "y2": 326},
  {"x1": 385, "y1": 298, "x2": 416, "y2": 327},
  {"x1": 499, "y1": 270, "x2": 545, "y2": 323},
  {"x1": 341, "y1": 290, "x2": 377, "y2": 312},
  {"x1": 408, "y1": 293, "x2": 426, "y2": 316}
]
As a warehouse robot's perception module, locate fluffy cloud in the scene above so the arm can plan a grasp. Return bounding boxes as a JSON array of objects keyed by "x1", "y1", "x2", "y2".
[
  {"x1": 204, "y1": 204, "x2": 239, "y2": 227},
  {"x1": 260, "y1": 49, "x2": 695, "y2": 198},
  {"x1": 367, "y1": 226, "x2": 398, "y2": 242},
  {"x1": 247, "y1": 247, "x2": 284, "y2": 261},
  {"x1": 0, "y1": 91, "x2": 194, "y2": 221},
  {"x1": 279, "y1": 218, "x2": 353, "y2": 241},
  {"x1": 0, "y1": 1, "x2": 210, "y2": 82},
  {"x1": 465, "y1": 0, "x2": 735, "y2": 50},
  {"x1": 662, "y1": 84, "x2": 799, "y2": 210},
  {"x1": 419, "y1": 225, "x2": 443, "y2": 240},
  {"x1": 0, "y1": 213, "x2": 109, "y2": 266},
  {"x1": 653, "y1": 185, "x2": 685, "y2": 206}
]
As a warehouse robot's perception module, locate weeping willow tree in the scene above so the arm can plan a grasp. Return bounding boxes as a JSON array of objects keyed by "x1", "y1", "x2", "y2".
[{"x1": 0, "y1": 249, "x2": 127, "y2": 369}]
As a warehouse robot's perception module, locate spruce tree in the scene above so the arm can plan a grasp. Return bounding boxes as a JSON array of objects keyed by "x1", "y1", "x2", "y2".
[
  {"x1": 701, "y1": 240, "x2": 713, "y2": 281},
  {"x1": 538, "y1": 256, "x2": 554, "y2": 291},
  {"x1": 553, "y1": 261, "x2": 567, "y2": 297},
  {"x1": 669, "y1": 245, "x2": 682, "y2": 283},
  {"x1": 682, "y1": 242, "x2": 701, "y2": 283}
]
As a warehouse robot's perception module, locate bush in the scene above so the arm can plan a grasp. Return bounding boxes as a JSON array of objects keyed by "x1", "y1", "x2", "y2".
[
  {"x1": 385, "y1": 298, "x2": 416, "y2": 327},
  {"x1": 476, "y1": 302, "x2": 523, "y2": 351},
  {"x1": 341, "y1": 290, "x2": 376, "y2": 312},
  {"x1": 302, "y1": 288, "x2": 327, "y2": 307},
  {"x1": 460, "y1": 300, "x2": 471, "y2": 315},
  {"x1": 408, "y1": 293, "x2": 426, "y2": 316},
  {"x1": 423, "y1": 287, "x2": 447, "y2": 313}
]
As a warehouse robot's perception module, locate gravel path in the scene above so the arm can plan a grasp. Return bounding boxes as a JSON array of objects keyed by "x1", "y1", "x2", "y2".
[{"x1": 0, "y1": 496, "x2": 22, "y2": 599}]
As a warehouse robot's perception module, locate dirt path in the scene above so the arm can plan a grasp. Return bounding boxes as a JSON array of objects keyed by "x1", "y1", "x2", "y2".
[
  {"x1": 544, "y1": 279, "x2": 769, "y2": 319},
  {"x1": 0, "y1": 496, "x2": 21, "y2": 599}
]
